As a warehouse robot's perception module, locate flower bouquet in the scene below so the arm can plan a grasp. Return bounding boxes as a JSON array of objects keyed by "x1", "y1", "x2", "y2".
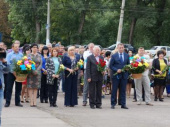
[
  {"x1": 77, "y1": 59, "x2": 84, "y2": 69},
  {"x1": 67, "y1": 59, "x2": 84, "y2": 77},
  {"x1": 52, "y1": 64, "x2": 65, "y2": 81},
  {"x1": 128, "y1": 55, "x2": 149, "y2": 79},
  {"x1": 114, "y1": 55, "x2": 149, "y2": 79},
  {"x1": 13, "y1": 56, "x2": 36, "y2": 82},
  {"x1": 96, "y1": 59, "x2": 106, "y2": 73},
  {"x1": 58, "y1": 52, "x2": 63, "y2": 58},
  {"x1": 57, "y1": 64, "x2": 65, "y2": 74}
]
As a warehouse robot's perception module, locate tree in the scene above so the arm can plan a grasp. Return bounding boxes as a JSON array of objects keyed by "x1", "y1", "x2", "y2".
[
  {"x1": 4, "y1": 0, "x2": 170, "y2": 48},
  {"x1": 0, "y1": 0, "x2": 11, "y2": 45},
  {"x1": 6, "y1": 0, "x2": 47, "y2": 44}
]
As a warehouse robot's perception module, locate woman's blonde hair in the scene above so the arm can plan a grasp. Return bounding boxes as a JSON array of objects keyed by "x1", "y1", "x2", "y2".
[{"x1": 68, "y1": 46, "x2": 75, "y2": 56}]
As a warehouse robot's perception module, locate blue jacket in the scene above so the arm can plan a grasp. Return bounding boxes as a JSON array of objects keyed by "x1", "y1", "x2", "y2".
[{"x1": 109, "y1": 52, "x2": 130, "y2": 79}]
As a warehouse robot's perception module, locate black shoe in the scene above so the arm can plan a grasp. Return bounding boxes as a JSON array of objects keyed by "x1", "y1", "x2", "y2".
[
  {"x1": 45, "y1": 99, "x2": 48, "y2": 103},
  {"x1": 96, "y1": 106, "x2": 102, "y2": 109},
  {"x1": 70, "y1": 105, "x2": 74, "y2": 107},
  {"x1": 154, "y1": 97, "x2": 158, "y2": 101},
  {"x1": 90, "y1": 106, "x2": 95, "y2": 109},
  {"x1": 111, "y1": 105, "x2": 115, "y2": 109},
  {"x1": 159, "y1": 99, "x2": 164, "y2": 102},
  {"x1": 15, "y1": 103, "x2": 23, "y2": 107},
  {"x1": 121, "y1": 106, "x2": 128, "y2": 109},
  {"x1": 53, "y1": 104, "x2": 58, "y2": 107},
  {"x1": 82, "y1": 102, "x2": 87, "y2": 106},
  {"x1": 50, "y1": 104, "x2": 53, "y2": 107},
  {"x1": 118, "y1": 103, "x2": 121, "y2": 106},
  {"x1": 26, "y1": 101, "x2": 29, "y2": 103},
  {"x1": 40, "y1": 99, "x2": 44, "y2": 103},
  {"x1": 5, "y1": 103, "x2": 10, "y2": 107}
]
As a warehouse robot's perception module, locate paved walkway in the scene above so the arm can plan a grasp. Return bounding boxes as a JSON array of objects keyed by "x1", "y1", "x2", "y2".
[
  {"x1": 2, "y1": 89, "x2": 170, "y2": 127},
  {"x1": 2, "y1": 98, "x2": 72, "y2": 127}
]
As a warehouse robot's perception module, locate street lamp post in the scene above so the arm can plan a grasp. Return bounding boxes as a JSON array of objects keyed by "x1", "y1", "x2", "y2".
[
  {"x1": 116, "y1": 0, "x2": 126, "y2": 45},
  {"x1": 46, "y1": 0, "x2": 50, "y2": 45}
]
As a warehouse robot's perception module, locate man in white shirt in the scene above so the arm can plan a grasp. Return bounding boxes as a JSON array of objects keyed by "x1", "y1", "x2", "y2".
[
  {"x1": 134, "y1": 47, "x2": 153, "y2": 106},
  {"x1": 82, "y1": 43, "x2": 94, "y2": 106}
]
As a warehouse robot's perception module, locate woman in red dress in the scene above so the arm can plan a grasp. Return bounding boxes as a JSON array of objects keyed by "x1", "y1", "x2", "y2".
[{"x1": 21, "y1": 45, "x2": 30, "y2": 103}]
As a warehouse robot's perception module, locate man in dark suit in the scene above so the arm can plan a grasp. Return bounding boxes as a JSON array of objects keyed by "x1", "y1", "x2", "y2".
[
  {"x1": 86, "y1": 46, "x2": 104, "y2": 109},
  {"x1": 110, "y1": 43, "x2": 130, "y2": 109}
]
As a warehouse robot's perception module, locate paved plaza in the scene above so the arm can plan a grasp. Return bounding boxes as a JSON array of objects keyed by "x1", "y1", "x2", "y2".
[{"x1": 2, "y1": 90, "x2": 170, "y2": 127}]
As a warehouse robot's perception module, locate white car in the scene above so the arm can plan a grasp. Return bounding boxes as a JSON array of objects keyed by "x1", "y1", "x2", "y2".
[{"x1": 145, "y1": 46, "x2": 170, "y2": 57}]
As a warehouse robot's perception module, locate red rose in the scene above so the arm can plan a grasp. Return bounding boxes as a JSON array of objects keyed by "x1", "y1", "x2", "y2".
[
  {"x1": 101, "y1": 63, "x2": 105, "y2": 67},
  {"x1": 134, "y1": 63, "x2": 138, "y2": 67}
]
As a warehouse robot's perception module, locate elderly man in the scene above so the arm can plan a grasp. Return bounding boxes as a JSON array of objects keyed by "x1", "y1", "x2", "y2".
[
  {"x1": 134, "y1": 47, "x2": 153, "y2": 106},
  {"x1": 5, "y1": 42, "x2": 23, "y2": 107},
  {"x1": 82, "y1": 43, "x2": 94, "y2": 106},
  {"x1": 110, "y1": 43, "x2": 130, "y2": 109},
  {"x1": 86, "y1": 46, "x2": 104, "y2": 109}
]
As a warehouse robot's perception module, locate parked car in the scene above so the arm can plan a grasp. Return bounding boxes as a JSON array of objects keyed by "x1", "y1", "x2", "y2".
[
  {"x1": 104, "y1": 44, "x2": 136, "y2": 53},
  {"x1": 145, "y1": 46, "x2": 170, "y2": 57}
]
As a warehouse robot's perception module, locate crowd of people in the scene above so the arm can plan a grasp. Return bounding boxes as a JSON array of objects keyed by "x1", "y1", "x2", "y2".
[{"x1": 0, "y1": 40, "x2": 170, "y2": 124}]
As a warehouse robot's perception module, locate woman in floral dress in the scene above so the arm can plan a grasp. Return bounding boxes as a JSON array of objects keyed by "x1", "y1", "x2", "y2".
[{"x1": 27, "y1": 44, "x2": 42, "y2": 107}]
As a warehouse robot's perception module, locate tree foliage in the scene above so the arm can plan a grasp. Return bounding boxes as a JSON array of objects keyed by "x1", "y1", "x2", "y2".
[
  {"x1": 1, "y1": 0, "x2": 170, "y2": 49},
  {"x1": 0, "y1": 0, "x2": 11, "y2": 45}
]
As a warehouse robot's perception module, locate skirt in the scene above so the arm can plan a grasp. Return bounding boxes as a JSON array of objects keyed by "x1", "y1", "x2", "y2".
[{"x1": 154, "y1": 78, "x2": 166, "y2": 86}]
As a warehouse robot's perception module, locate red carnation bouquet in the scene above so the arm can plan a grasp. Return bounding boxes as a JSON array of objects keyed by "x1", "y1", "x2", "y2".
[
  {"x1": 96, "y1": 59, "x2": 106, "y2": 73},
  {"x1": 58, "y1": 52, "x2": 63, "y2": 58}
]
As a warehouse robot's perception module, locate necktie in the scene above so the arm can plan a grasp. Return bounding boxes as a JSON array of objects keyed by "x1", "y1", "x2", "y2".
[{"x1": 120, "y1": 53, "x2": 123, "y2": 63}]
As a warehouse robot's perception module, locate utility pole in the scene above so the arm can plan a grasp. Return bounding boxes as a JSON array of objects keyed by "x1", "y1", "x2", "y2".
[
  {"x1": 46, "y1": 0, "x2": 50, "y2": 45},
  {"x1": 116, "y1": 0, "x2": 126, "y2": 45}
]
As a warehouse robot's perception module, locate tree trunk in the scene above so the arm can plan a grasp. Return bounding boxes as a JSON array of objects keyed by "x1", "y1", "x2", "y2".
[
  {"x1": 32, "y1": 0, "x2": 40, "y2": 44},
  {"x1": 128, "y1": 0, "x2": 140, "y2": 45},
  {"x1": 76, "y1": 0, "x2": 89, "y2": 44},
  {"x1": 155, "y1": 0, "x2": 166, "y2": 46},
  {"x1": 35, "y1": 21, "x2": 41, "y2": 44},
  {"x1": 77, "y1": 10, "x2": 86, "y2": 44},
  {"x1": 128, "y1": 18, "x2": 137, "y2": 45}
]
